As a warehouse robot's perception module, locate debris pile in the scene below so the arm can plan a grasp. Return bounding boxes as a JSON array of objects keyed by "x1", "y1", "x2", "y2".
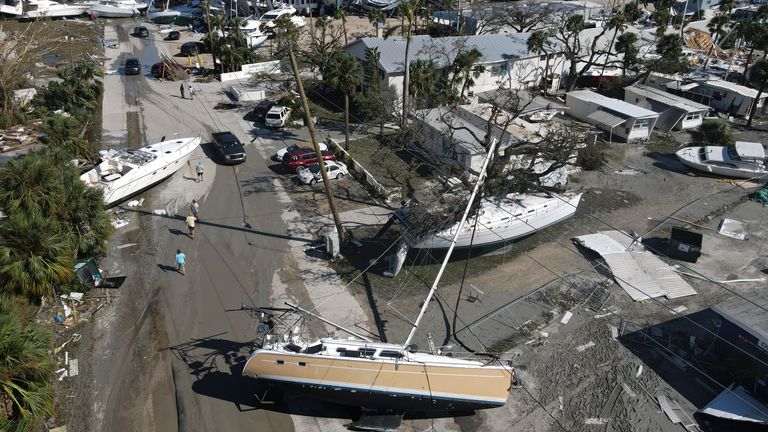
[
  {"x1": 0, "y1": 125, "x2": 38, "y2": 152},
  {"x1": 153, "y1": 54, "x2": 190, "y2": 81}
]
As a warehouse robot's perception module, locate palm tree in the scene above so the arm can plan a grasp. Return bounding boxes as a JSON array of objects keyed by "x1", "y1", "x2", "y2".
[
  {"x1": 368, "y1": 10, "x2": 386, "y2": 36},
  {"x1": 408, "y1": 60, "x2": 436, "y2": 107},
  {"x1": 0, "y1": 297, "x2": 55, "y2": 432},
  {"x1": 327, "y1": 53, "x2": 361, "y2": 150},
  {"x1": 747, "y1": 58, "x2": 768, "y2": 127},
  {"x1": 451, "y1": 48, "x2": 484, "y2": 99},
  {"x1": 708, "y1": 14, "x2": 730, "y2": 45},
  {"x1": 527, "y1": 30, "x2": 551, "y2": 95},
  {"x1": 334, "y1": 9, "x2": 348, "y2": 45},
  {"x1": 55, "y1": 168, "x2": 112, "y2": 257},
  {"x1": 0, "y1": 213, "x2": 73, "y2": 298},
  {"x1": 390, "y1": 0, "x2": 421, "y2": 123},
  {"x1": 615, "y1": 32, "x2": 639, "y2": 76},
  {"x1": 0, "y1": 155, "x2": 64, "y2": 217}
]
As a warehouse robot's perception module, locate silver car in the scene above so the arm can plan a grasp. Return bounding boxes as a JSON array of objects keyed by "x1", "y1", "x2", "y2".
[{"x1": 297, "y1": 161, "x2": 348, "y2": 184}]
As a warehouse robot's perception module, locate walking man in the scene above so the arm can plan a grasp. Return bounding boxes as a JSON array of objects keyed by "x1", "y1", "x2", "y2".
[
  {"x1": 188, "y1": 83, "x2": 194, "y2": 101},
  {"x1": 191, "y1": 199, "x2": 199, "y2": 220},
  {"x1": 176, "y1": 249, "x2": 186, "y2": 275},
  {"x1": 195, "y1": 161, "x2": 204, "y2": 183},
  {"x1": 186, "y1": 213, "x2": 196, "y2": 238},
  {"x1": 179, "y1": 83, "x2": 185, "y2": 99}
]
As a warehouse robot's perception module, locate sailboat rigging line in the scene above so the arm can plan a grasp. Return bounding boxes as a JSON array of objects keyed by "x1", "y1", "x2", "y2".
[
  {"x1": 450, "y1": 191, "x2": 483, "y2": 351},
  {"x1": 514, "y1": 177, "x2": 768, "y2": 316},
  {"x1": 404, "y1": 138, "x2": 500, "y2": 347},
  {"x1": 452, "y1": 196, "x2": 768, "y2": 371},
  {"x1": 286, "y1": 301, "x2": 373, "y2": 342},
  {"x1": 520, "y1": 384, "x2": 570, "y2": 432}
]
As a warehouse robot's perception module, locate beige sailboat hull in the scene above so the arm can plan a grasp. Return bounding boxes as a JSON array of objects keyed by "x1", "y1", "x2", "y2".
[{"x1": 243, "y1": 350, "x2": 512, "y2": 411}]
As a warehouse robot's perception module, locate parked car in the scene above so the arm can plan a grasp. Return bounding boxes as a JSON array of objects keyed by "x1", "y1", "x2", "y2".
[
  {"x1": 133, "y1": 26, "x2": 149, "y2": 37},
  {"x1": 180, "y1": 41, "x2": 204, "y2": 56},
  {"x1": 211, "y1": 131, "x2": 246, "y2": 164},
  {"x1": 282, "y1": 148, "x2": 336, "y2": 172},
  {"x1": 297, "y1": 161, "x2": 348, "y2": 184},
  {"x1": 265, "y1": 105, "x2": 291, "y2": 128},
  {"x1": 124, "y1": 57, "x2": 141, "y2": 75},
  {"x1": 165, "y1": 30, "x2": 180, "y2": 41},
  {"x1": 252, "y1": 100, "x2": 277, "y2": 122},
  {"x1": 274, "y1": 142, "x2": 328, "y2": 161}
]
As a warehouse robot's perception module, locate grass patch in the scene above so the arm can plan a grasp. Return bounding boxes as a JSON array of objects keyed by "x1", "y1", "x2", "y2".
[{"x1": 347, "y1": 137, "x2": 428, "y2": 192}]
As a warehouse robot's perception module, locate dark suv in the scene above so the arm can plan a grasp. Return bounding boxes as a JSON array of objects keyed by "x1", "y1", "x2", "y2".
[
  {"x1": 124, "y1": 57, "x2": 141, "y2": 75},
  {"x1": 180, "y1": 41, "x2": 204, "y2": 56},
  {"x1": 252, "y1": 100, "x2": 277, "y2": 123},
  {"x1": 282, "y1": 148, "x2": 336, "y2": 172},
  {"x1": 212, "y1": 132, "x2": 246, "y2": 164}
]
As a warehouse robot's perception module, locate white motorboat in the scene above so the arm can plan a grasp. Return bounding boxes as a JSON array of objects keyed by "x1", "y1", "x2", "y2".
[
  {"x1": 260, "y1": 4, "x2": 305, "y2": 29},
  {"x1": 676, "y1": 142, "x2": 768, "y2": 179},
  {"x1": 242, "y1": 139, "x2": 516, "y2": 421},
  {"x1": 146, "y1": 0, "x2": 179, "y2": 24},
  {"x1": 80, "y1": 137, "x2": 201, "y2": 207},
  {"x1": 401, "y1": 192, "x2": 583, "y2": 249},
  {"x1": 22, "y1": 0, "x2": 87, "y2": 19},
  {"x1": 86, "y1": 0, "x2": 147, "y2": 18},
  {"x1": 0, "y1": 0, "x2": 23, "y2": 16}
]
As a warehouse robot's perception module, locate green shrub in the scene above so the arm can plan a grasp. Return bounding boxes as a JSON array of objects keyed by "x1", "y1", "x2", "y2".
[
  {"x1": 689, "y1": 119, "x2": 735, "y2": 146},
  {"x1": 577, "y1": 140, "x2": 608, "y2": 171}
]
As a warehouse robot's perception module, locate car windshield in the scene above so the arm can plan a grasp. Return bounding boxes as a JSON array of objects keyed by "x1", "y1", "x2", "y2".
[
  {"x1": 126, "y1": 59, "x2": 139, "y2": 66},
  {"x1": 266, "y1": 113, "x2": 280, "y2": 119},
  {"x1": 308, "y1": 164, "x2": 321, "y2": 174},
  {"x1": 220, "y1": 137, "x2": 239, "y2": 148}
]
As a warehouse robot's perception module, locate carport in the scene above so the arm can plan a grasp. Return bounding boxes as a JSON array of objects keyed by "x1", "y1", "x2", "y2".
[{"x1": 587, "y1": 110, "x2": 626, "y2": 143}]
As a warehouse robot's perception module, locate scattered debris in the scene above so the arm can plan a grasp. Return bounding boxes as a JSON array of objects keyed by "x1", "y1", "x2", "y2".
[
  {"x1": 60, "y1": 292, "x2": 84, "y2": 301},
  {"x1": 125, "y1": 198, "x2": 144, "y2": 207},
  {"x1": 614, "y1": 168, "x2": 644, "y2": 176},
  {"x1": 671, "y1": 305, "x2": 689, "y2": 314},
  {"x1": 609, "y1": 325, "x2": 618, "y2": 340},
  {"x1": 635, "y1": 365, "x2": 643, "y2": 377},
  {"x1": 152, "y1": 209, "x2": 168, "y2": 216},
  {"x1": 576, "y1": 341, "x2": 595, "y2": 352},
  {"x1": 68, "y1": 359, "x2": 79, "y2": 377},
  {"x1": 116, "y1": 243, "x2": 138, "y2": 249},
  {"x1": 717, "y1": 218, "x2": 749, "y2": 240},
  {"x1": 111, "y1": 218, "x2": 129, "y2": 229},
  {"x1": 584, "y1": 418, "x2": 610, "y2": 425}
]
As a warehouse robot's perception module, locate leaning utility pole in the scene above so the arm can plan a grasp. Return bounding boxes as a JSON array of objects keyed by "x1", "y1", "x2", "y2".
[{"x1": 287, "y1": 45, "x2": 346, "y2": 245}]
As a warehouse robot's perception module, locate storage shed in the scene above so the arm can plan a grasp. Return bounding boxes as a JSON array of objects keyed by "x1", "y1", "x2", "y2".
[
  {"x1": 624, "y1": 84, "x2": 710, "y2": 132},
  {"x1": 566, "y1": 90, "x2": 659, "y2": 142}
]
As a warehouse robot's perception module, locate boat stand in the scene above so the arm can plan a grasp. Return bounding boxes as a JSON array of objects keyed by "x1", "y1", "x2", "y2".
[{"x1": 346, "y1": 411, "x2": 403, "y2": 432}]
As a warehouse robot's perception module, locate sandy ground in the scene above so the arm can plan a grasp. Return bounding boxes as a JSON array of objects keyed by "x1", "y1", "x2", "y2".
[{"x1": 56, "y1": 11, "x2": 768, "y2": 432}]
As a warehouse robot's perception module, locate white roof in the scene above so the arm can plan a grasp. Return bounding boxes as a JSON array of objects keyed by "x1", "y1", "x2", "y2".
[
  {"x1": 625, "y1": 84, "x2": 710, "y2": 113},
  {"x1": 712, "y1": 291, "x2": 768, "y2": 343},
  {"x1": 567, "y1": 90, "x2": 658, "y2": 119},
  {"x1": 703, "y1": 80, "x2": 763, "y2": 99},
  {"x1": 735, "y1": 141, "x2": 766, "y2": 159}
]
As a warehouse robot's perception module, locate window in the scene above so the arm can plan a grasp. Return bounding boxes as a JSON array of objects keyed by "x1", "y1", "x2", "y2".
[
  {"x1": 379, "y1": 350, "x2": 404, "y2": 359},
  {"x1": 633, "y1": 119, "x2": 650, "y2": 130},
  {"x1": 298, "y1": 362, "x2": 307, "y2": 366},
  {"x1": 276, "y1": 359, "x2": 284, "y2": 365},
  {"x1": 685, "y1": 113, "x2": 700, "y2": 121}
]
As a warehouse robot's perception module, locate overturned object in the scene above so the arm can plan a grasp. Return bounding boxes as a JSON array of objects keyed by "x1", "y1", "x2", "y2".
[
  {"x1": 717, "y1": 218, "x2": 749, "y2": 241},
  {"x1": 667, "y1": 227, "x2": 702, "y2": 263},
  {"x1": 573, "y1": 231, "x2": 697, "y2": 301}
]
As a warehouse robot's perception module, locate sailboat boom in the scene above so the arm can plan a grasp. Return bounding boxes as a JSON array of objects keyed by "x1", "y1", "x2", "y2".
[{"x1": 403, "y1": 138, "x2": 499, "y2": 347}]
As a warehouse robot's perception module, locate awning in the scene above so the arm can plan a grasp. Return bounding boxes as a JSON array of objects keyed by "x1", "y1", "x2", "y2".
[{"x1": 587, "y1": 110, "x2": 626, "y2": 129}]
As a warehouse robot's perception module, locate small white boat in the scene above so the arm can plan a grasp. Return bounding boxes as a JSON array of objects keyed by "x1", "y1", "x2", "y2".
[
  {"x1": 401, "y1": 192, "x2": 583, "y2": 249},
  {"x1": 146, "y1": 0, "x2": 179, "y2": 24},
  {"x1": 0, "y1": 0, "x2": 23, "y2": 16},
  {"x1": 86, "y1": 0, "x2": 147, "y2": 18},
  {"x1": 22, "y1": 0, "x2": 87, "y2": 19},
  {"x1": 80, "y1": 137, "x2": 201, "y2": 206},
  {"x1": 675, "y1": 142, "x2": 768, "y2": 179},
  {"x1": 362, "y1": 0, "x2": 402, "y2": 11},
  {"x1": 527, "y1": 109, "x2": 561, "y2": 123}
]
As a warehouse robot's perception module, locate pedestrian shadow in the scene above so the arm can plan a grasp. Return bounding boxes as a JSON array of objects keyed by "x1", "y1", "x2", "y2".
[
  {"x1": 157, "y1": 264, "x2": 178, "y2": 273},
  {"x1": 169, "y1": 228, "x2": 187, "y2": 236}
]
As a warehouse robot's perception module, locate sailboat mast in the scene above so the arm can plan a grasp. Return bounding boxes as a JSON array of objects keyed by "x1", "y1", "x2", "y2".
[{"x1": 403, "y1": 138, "x2": 499, "y2": 348}]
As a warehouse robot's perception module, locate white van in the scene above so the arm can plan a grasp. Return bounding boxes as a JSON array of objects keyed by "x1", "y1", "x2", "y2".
[{"x1": 265, "y1": 105, "x2": 291, "y2": 128}]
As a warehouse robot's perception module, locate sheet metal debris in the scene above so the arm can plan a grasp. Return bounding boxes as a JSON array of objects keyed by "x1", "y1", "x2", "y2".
[
  {"x1": 560, "y1": 311, "x2": 573, "y2": 324},
  {"x1": 717, "y1": 218, "x2": 749, "y2": 240},
  {"x1": 699, "y1": 384, "x2": 768, "y2": 424},
  {"x1": 573, "y1": 231, "x2": 697, "y2": 301},
  {"x1": 576, "y1": 341, "x2": 595, "y2": 352}
]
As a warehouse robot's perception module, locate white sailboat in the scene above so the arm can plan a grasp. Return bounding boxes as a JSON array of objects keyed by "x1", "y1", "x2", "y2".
[
  {"x1": 80, "y1": 137, "x2": 200, "y2": 207},
  {"x1": 676, "y1": 141, "x2": 768, "y2": 179},
  {"x1": 85, "y1": 0, "x2": 148, "y2": 18},
  {"x1": 21, "y1": 0, "x2": 88, "y2": 19},
  {"x1": 400, "y1": 192, "x2": 583, "y2": 250},
  {"x1": 243, "y1": 139, "x2": 517, "y2": 415}
]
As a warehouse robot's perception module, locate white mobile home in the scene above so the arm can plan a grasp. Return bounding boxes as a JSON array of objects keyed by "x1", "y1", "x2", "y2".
[
  {"x1": 624, "y1": 84, "x2": 710, "y2": 132},
  {"x1": 690, "y1": 80, "x2": 767, "y2": 118},
  {"x1": 566, "y1": 90, "x2": 658, "y2": 142}
]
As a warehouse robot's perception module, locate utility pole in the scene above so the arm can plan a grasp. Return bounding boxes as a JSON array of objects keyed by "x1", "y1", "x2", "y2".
[{"x1": 287, "y1": 46, "x2": 346, "y2": 245}]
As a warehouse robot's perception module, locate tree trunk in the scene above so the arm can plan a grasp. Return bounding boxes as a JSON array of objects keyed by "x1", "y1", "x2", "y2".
[
  {"x1": 744, "y1": 46, "x2": 755, "y2": 80},
  {"x1": 402, "y1": 27, "x2": 412, "y2": 125},
  {"x1": 567, "y1": 57, "x2": 578, "y2": 91},
  {"x1": 597, "y1": 28, "x2": 620, "y2": 91},
  {"x1": 288, "y1": 47, "x2": 346, "y2": 244},
  {"x1": 543, "y1": 51, "x2": 550, "y2": 96},
  {"x1": 747, "y1": 86, "x2": 764, "y2": 127},
  {"x1": 344, "y1": 92, "x2": 350, "y2": 150}
]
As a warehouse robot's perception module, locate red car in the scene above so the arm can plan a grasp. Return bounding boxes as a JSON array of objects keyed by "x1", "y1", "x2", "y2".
[{"x1": 282, "y1": 148, "x2": 336, "y2": 172}]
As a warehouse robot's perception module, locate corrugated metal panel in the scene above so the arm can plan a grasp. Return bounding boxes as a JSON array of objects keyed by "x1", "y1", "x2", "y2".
[
  {"x1": 573, "y1": 232, "x2": 627, "y2": 255},
  {"x1": 604, "y1": 254, "x2": 666, "y2": 301},
  {"x1": 587, "y1": 110, "x2": 627, "y2": 128},
  {"x1": 631, "y1": 252, "x2": 697, "y2": 299}
]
